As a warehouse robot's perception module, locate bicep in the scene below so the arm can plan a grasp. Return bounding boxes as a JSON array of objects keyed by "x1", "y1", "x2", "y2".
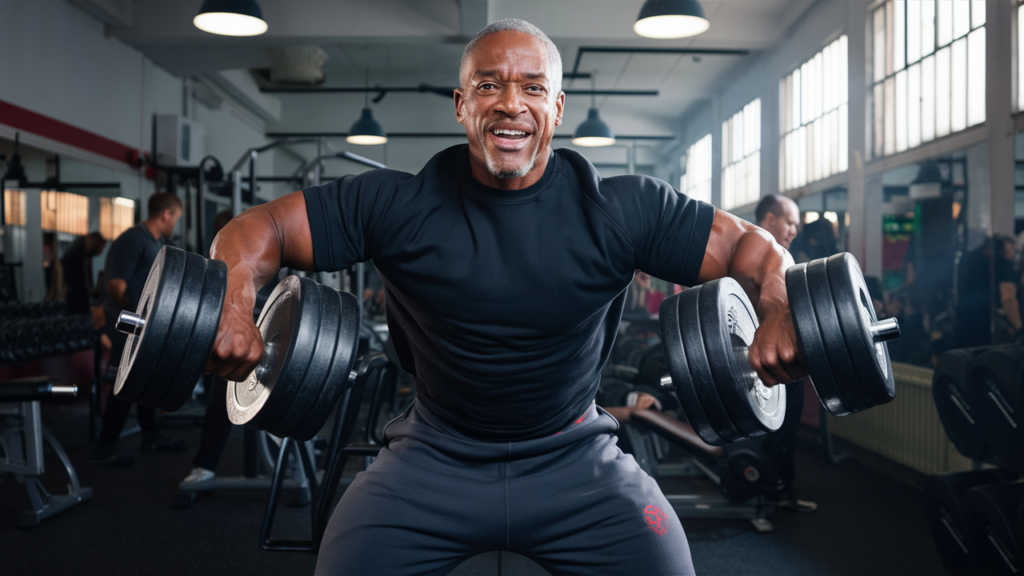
[
  {"x1": 696, "y1": 209, "x2": 755, "y2": 283},
  {"x1": 264, "y1": 190, "x2": 316, "y2": 271}
]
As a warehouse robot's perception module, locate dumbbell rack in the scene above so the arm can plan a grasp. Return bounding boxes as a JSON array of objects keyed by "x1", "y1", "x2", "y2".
[
  {"x1": 0, "y1": 300, "x2": 96, "y2": 366},
  {"x1": 927, "y1": 345, "x2": 1024, "y2": 575},
  {"x1": 0, "y1": 377, "x2": 93, "y2": 527}
]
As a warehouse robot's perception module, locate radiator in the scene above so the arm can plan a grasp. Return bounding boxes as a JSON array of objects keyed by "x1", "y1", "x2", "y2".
[{"x1": 826, "y1": 362, "x2": 973, "y2": 475}]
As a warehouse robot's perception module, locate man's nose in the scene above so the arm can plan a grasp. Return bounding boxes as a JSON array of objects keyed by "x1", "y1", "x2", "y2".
[{"x1": 495, "y1": 86, "x2": 527, "y2": 115}]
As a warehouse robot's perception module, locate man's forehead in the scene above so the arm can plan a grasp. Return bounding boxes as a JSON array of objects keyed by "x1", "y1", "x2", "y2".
[{"x1": 467, "y1": 31, "x2": 550, "y2": 74}]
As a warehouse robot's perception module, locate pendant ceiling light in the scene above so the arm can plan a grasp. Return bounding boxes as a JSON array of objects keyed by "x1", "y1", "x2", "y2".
[
  {"x1": 194, "y1": 0, "x2": 268, "y2": 37},
  {"x1": 572, "y1": 73, "x2": 615, "y2": 147},
  {"x1": 634, "y1": 0, "x2": 710, "y2": 39},
  {"x1": 347, "y1": 49, "x2": 388, "y2": 145}
]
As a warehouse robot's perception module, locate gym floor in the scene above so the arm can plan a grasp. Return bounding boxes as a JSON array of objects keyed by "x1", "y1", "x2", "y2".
[{"x1": 1, "y1": 402, "x2": 944, "y2": 576}]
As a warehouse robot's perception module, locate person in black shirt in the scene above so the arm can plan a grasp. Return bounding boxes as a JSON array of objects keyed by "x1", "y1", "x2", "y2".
[
  {"x1": 90, "y1": 193, "x2": 188, "y2": 465},
  {"x1": 956, "y1": 235, "x2": 1021, "y2": 347},
  {"x1": 60, "y1": 231, "x2": 106, "y2": 315},
  {"x1": 755, "y1": 195, "x2": 818, "y2": 513},
  {"x1": 204, "y1": 20, "x2": 805, "y2": 575}
]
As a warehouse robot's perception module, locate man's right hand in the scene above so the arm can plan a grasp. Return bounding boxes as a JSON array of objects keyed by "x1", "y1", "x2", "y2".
[{"x1": 205, "y1": 284, "x2": 265, "y2": 382}]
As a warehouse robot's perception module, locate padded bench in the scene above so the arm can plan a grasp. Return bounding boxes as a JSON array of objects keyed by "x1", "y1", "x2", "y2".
[{"x1": 0, "y1": 376, "x2": 92, "y2": 527}]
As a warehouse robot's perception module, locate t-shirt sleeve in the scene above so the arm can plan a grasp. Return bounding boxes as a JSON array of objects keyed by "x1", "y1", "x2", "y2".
[
  {"x1": 618, "y1": 176, "x2": 715, "y2": 287},
  {"x1": 104, "y1": 234, "x2": 141, "y2": 286},
  {"x1": 302, "y1": 171, "x2": 401, "y2": 272}
]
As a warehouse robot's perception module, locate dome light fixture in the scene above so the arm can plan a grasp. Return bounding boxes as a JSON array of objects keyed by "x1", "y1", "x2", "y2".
[
  {"x1": 634, "y1": 0, "x2": 710, "y2": 39},
  {"x1": 347, "y1": 108, "x2": 388, "y2": 145},
  {"x1": 194, "y1": 0, "x2": 268, "y2": 37},
  {"x1": 572, "y1": 73, "x2": 616, "y2": 147},
  {"x1": 572, "y1": 108, "x2": 616, "y2": 147},
  {"x1": 347, "y1": 48, "x2": 388, "y2": 145}
]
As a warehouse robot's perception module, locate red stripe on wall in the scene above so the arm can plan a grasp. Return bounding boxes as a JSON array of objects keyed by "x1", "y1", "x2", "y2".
[{"x1": 0, "y1": 98, "x2": 136, "y2": 166}]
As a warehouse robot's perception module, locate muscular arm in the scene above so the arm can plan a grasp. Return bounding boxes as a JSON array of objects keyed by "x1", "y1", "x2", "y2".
[
  {"x1": 696, "y1": 209, "x2": 803, "y2": 385},
  {"x1": 206, "y1": 190, "x2": 316, "y2": 380}
]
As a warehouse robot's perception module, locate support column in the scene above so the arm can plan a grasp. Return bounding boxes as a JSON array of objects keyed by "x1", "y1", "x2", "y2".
[
  {"x1": 988, "y1": 0, "x2": 1015, "y2": 237},
  {"x1": 711, "y1": 96, "x2": 722, "y2": 207},
  {"x1": 847, "y1": 1, "x2": 871, "y2": 267},
  {"x1": 864, "y1": 174, "x2": 884, "y2": 278}
]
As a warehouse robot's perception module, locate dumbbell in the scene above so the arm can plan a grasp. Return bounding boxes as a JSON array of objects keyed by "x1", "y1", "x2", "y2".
[
  {"x1": 659, "y1": 253, "x2": 901, "y2": 446},
  {"x1": 114, "y1": 246, "x2": 361, "y2": 441}
]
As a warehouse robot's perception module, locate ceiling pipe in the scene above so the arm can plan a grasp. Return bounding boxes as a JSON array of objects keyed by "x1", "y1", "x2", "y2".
[{"x1": 568, "y1": 46, "x2": 749, "y2": 83}]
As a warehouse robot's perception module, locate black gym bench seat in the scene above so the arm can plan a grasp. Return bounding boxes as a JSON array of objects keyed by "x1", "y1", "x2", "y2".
[{"x1": 0, "y1": 376, "x2": 93, "y2": 527}]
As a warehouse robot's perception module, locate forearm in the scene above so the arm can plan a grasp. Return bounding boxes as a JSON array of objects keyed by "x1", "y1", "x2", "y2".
[{"x1": 210, "y1": 191, "x2": 316, "y2": 310}]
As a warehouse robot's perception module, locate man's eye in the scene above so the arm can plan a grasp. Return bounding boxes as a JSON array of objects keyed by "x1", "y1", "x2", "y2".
[{"x1": 479, "y1": 83, "x2": 496, "y2": 90}]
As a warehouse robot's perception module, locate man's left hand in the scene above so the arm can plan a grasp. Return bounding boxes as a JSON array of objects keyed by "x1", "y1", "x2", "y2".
[{"x1": 748, "y1": 308, "x2": 807, "y2": 386}]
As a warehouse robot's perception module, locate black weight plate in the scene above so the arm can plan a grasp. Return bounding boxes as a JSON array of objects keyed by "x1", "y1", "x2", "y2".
[
  {"x1": 932, "y1": 348, "x2": 992, "y2": 462},
  {"x1": 970, "y1": 347, "x2": 1024, "y2": 459},
  {"x1": 158, "y1": 258, "x2": 227, "y2": 412},
  {"x1": 786, "y1": 264, "x2": 853, "y2": 417},
  {"x1": 924, "y1": 470, "x2": 1019, "y2": 574},
  {"x1": 269, "y1": 282, "x2": 342, "y2": 438},
  {"x1": 826, "y1": 253, "x2": 896, "y2": 407},
  {"x1": 226, "y1": 276, "x2": 322, "y2": 430},
  {"x1": 680, "y1": 287, "x2": 749, "y2": 443},
  {"x1": 804, "y1": 259, "x2": 873, "y2": 413},
  {"x1": 963, "y1": 482, "x2": 1024, "y2": 575},
  {"x1": 137, "y1": 252, "x2": 206, "y2": 408},
  {"x1": 720, "y1": 448, "x2": 767, "y2": 502},
  {"x1": 698, "y1": 278, "x2": 785, "y2": 438},
  {"x1": 659, "y1": 293, "x2": 725, "y2": 446},
  {"x1": 115, "y1": 246, "x2": 187, "y2": 403},
  {"x1": 291, "y1": 288, "x2": 362, "y2": 442}
]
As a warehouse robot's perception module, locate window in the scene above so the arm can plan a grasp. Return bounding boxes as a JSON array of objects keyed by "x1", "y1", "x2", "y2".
[
  {"x1": 869, "y1": 0, "x2": 985, "y2": 159},
  {"x1": 40, "y1": 191, "x2": 89, "y2": 235},
  {"x1": 1018, "y1": 2, "x2": 1024, "y2": 111},
  {"x1": 779, "y1": 36, "x2": 849, "y2": 191},
  {"x1": 681, "y1": 134, "x2": 713, "y2": 204},
  {"x1": 100, "y1": 197, "x2": 135, "y2": 240},
  {"x1": 3, "y1": 189, "x2": 25, "y2": 226},
  {"x1": 721, "y1": 99, "x2": 761, "y2": 210}
]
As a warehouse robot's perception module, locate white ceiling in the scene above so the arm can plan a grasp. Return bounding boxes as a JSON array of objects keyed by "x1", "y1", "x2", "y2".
[{"x1": 99, "y1": 0, "x2": 818, "y2": 136}]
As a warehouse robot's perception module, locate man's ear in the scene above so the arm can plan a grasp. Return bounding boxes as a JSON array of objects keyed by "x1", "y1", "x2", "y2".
[
  {"x1": 454, "y1": 89, "x2": 466, "y2": 125},
  {"x1": 554, "y1": 91, "x2": 565, "y2": 127}
]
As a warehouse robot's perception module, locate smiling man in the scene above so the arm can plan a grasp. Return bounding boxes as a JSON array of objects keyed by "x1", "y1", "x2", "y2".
[{"x1": 208, "y1": 19, "x2": 803, "y2": 576}]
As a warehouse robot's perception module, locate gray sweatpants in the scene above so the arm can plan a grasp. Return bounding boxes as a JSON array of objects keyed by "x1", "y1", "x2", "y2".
[{"x1": 315, "y1": 401, "x2": 695, "y2": 576}]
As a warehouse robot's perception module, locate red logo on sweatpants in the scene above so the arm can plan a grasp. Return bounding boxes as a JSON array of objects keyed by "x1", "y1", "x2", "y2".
[{"x1": 644, "y1": 505, "x2": 667, "y2": 536}]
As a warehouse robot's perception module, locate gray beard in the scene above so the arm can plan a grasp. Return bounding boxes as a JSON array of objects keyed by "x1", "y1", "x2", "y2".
[{"x1": 484, "y1": 148, "x2": 536, "y2": 180}]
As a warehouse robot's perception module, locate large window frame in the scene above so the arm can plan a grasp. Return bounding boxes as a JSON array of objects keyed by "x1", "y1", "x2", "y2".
[
  {"x1": 681, "y1": 133, "x2": 713, "y2": 205},
  {"x1": 779, "y1": 35, "x2": 849, "y2": 192},
  {"x1": 721, "y1": 98, "x2": 761, "y2": 210},
  {"x1": 869, "y1": 0, "x2": 986, "y2": 160}
]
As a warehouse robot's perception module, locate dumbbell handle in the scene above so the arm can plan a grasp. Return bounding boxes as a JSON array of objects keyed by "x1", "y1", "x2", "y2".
[
  {"x1": 870, "y1": 317, "x2": 900, "y2": 342},
  {"x1": 116, "y1": 311, "x2": 145, "y2": 335}
]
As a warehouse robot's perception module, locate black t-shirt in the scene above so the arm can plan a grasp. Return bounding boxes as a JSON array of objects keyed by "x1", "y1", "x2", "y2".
[
  {"x1": 103, "y1": 223, "x2": 163, "y2": 317},
  {"x1": 304, "y1": 145, "x2": 713, "y2": 440}
]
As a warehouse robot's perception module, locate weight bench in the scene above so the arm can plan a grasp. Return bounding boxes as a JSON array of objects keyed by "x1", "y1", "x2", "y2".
[
  {"x1": 0, "y1": 376, "x2": 93, "y2": 527},
  {"x1": 631, "y1": 410, "x2": 774, "y2": 533}
]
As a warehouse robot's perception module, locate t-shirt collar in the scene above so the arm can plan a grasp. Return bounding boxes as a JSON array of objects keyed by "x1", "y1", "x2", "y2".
[{"x1": 459, "y1": 146, "x2": 556, "y2": 203}]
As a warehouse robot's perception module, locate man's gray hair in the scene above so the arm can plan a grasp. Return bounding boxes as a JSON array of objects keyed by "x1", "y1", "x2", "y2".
[{"x1": 459, "y1": 18, "x2": 562, "y2": 96}]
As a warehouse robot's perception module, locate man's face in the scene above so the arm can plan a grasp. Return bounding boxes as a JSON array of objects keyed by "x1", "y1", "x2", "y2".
[
  {"x1": 454, "y1": 31, "x2": 564, "y2": 188},
  {"x1": 161, "y1": 208, "x2": 183, "y2": 238},
  {"x1": 760, "y1": 202, "x2": 800, "y2": 249}
]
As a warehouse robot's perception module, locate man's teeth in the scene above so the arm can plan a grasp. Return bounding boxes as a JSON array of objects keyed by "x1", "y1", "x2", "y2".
[{"x1": 492, "y1": 129, "x2": 527, "y2": 136}]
